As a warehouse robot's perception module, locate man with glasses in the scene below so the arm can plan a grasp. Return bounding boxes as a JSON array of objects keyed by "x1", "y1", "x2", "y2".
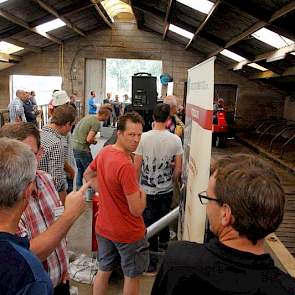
[{"x1": 151, "y1": 154, "x2": 295, "y2": 294}]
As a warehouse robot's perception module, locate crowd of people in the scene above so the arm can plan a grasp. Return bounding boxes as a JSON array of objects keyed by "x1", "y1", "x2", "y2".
[
  {"x1": 1, "y1": 88, "x2": 295, "y2": 295},
  {"x1": 87, "y1": 91, "x2": 131, "y2": 127}
]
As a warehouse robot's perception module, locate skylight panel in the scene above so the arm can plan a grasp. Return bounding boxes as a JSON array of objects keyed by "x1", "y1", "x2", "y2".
[
  {"x1": 169, "y1": 24, "x2": 194, "y2": 39},
  {"x1": 247, "y1": 63, "x2": 268, "y2": 71},
  {"x1": 0, "y1": 41, "x2": 23, "y2": 54},
  {"x1": 176, "y1": 0, "x2": 214, "y2": 14},
  {"x1": 36, "y1": 19, "x2": 66, "y2": 33},
  {"x1": 252, "y1": 28, "x2": 294, "y2": 49},
  {"x1": 220, "y1": 49, "x2": 245, "y2": 62}
]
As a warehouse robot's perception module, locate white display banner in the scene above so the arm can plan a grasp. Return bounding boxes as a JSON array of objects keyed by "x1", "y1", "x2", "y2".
[{"x1": 181, "y1": 57, "x2": 215, "y2": 242}]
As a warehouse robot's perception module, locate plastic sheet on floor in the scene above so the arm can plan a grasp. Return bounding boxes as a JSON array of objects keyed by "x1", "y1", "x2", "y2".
[{"x1": 69, "y1": 254, "x2": 98, "y2": 284}]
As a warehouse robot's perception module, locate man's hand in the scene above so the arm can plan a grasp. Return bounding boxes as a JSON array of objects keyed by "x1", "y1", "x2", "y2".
[{"x1": 64, "y1": 182, "x2": 90, "y2": 220}]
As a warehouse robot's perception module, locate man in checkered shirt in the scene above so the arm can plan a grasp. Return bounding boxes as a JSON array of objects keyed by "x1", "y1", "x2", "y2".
[
  {"x1": 39, "y1": 104, "x2": 76, "y2": 204},
  {"x1": 0, "y1": 122, "x2": 89, "y2": 294},
  {"x1": 8, "y1": 89, "x2": 29, "y2": 122}
]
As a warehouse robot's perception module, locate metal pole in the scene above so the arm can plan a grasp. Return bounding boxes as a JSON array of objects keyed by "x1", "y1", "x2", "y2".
[{"x1": 146, "y1": 206, "x2": 179, "y2": 239}]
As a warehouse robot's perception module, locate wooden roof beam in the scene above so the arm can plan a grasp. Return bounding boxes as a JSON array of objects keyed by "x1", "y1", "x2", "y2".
[
  {"x1": 90, "y1": 0, "x2": 112, "y2": 28},
  {"x1": 32, "y1": 0, "x2": 86, "y2": 37},
  {"x1": 249, "y1": 66, "x2": 295, "y2": 80},
  {"x1": 163, "y1": 0, "x2": 174, "y2": 40},
  {"x1": 0, "y1": 8, "x2": 62, "y2": 44},
  {"x1": 233, "y1": 43, "x2": 295, "y2": 70},
  {"x1": 3, "y1": 38, "x2": 42, "y2": 53},
  {"x1": 185, "y1": 0, "x2": 221, "y2": 49},
  {"x1": 0, "y1": 52, "x2": 20, "y2": 62},
  {"x1": 207, "y1": 1, "x2": 295, "y2": 58}
]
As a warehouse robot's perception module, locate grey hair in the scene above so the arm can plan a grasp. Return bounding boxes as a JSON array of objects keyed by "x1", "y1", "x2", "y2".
[{"x1": 0, "y1": 138, "x2": 37, "y2": 208}]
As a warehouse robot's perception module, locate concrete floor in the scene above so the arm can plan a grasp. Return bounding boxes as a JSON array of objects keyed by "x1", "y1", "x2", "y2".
[{"x1": 67, "y1": 133, "x2": 155, "y2": 294}]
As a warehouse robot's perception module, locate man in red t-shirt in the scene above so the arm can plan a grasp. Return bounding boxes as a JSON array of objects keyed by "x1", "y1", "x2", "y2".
[{"x1": 84, "y1": 112, "x2": 147, "y2": 295}]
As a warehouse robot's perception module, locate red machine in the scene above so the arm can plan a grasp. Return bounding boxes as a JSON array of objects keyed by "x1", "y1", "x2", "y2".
[{"x1": 212, "y1": 108, "x2": 228, "y2": 148}]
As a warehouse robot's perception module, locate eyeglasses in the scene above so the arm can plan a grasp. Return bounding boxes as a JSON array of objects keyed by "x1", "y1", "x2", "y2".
[{"x1": 198, "y1": 191, "x2": 222, "y2": 205}]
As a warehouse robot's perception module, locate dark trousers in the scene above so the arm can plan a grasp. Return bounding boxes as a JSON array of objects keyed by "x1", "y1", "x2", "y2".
[{"x1": 143, "y1": 191, "x2": 173, "y2": 252}]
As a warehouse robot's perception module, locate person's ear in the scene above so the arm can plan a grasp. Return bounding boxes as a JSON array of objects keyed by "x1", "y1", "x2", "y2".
[{"x1": 220, "y1": 203, "x2": 232, "y2": 227}]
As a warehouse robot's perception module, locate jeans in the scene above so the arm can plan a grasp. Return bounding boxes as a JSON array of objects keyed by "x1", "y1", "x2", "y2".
[
  {"x1": 73, "y1": 149, "x2": 93, "y2": 188},
  {"x1": 143, "y1": 191, "x2": 173, "y2": 252}
]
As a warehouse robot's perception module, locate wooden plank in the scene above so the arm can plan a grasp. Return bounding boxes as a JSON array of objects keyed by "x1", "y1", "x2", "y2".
[{"x1": 265, "y1": 234, "x2": 295, "y2": 277}]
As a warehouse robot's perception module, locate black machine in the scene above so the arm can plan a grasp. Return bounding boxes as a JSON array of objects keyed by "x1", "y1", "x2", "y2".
[{"x1": 131, "y1": 72, "x2": 158, "y2": 131}]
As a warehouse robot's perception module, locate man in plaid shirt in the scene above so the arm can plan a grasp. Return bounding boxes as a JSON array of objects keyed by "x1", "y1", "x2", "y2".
[
  {"x1": 9, "y1": 89, "x2": 29, "y2": 122},
  {"x1": 0, "y1": 122, "x2": 89, "y2": 294},
  {"x1": 39, "y1": 104, "x2": 76, "y2": 204}
]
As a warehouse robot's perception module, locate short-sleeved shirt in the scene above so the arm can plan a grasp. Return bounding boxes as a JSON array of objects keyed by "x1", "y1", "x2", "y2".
[
  {"x1": 39, "y1": 126, "x2": 67, "y2": 192},
  {"x1": 0, "y1": 232, "x2": 53, "y2": 295},
  {"x1": 90, "y1": 145, "x2": 145, "y2": 243},
  {"x1": 88, "y1": 97, "x2": 97, "y2": 114},
  {"x1": 18, "y1": 170, "x2": 68, "y2": 288},
  {"x1": 135, "y1": 130, "x2": 183, "y2": 195},
  {"x1": 72, "y1": 115, "x2": 101, "y2": 152},
  {"x1": 9, "y1": 97, "x2": 27, "y2": 122}
]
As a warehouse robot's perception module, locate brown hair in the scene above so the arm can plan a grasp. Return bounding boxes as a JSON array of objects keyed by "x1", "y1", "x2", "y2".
[
  {"x1": 117, "y1": 112, "x2": 144, "y2": 132},
  {"x1": 51, "y1": 104, "x2": 76, "y2": 126},
  {"x1": 98, "y1": 104, "x2": 112, "y2": 116},
  {"x1": 212, "y1": 154, "x2": 285, "y2": 244},
  {"x1": 0, "y1": 122, "x2": 41, "y2": 148}
]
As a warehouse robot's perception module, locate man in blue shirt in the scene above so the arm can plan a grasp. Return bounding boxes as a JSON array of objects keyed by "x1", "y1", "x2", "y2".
[
  {"x1": 0, "y1": 137, "x2": 53, "y2": 295},
  {"x1": 88, "y1": 90, "x2": 98, "y2": 115}
]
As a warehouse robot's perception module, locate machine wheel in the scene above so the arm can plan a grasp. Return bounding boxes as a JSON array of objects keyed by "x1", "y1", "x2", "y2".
[{"x1": 215, "y1": 135, "x2": 226, "y2": 148}]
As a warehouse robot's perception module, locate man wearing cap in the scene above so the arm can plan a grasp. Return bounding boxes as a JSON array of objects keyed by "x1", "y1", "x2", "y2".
[{"x1": 72, "y1": 104, "x2": 112, "y2": 189}]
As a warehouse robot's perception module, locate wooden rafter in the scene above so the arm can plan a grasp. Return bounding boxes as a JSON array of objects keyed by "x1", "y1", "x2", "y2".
[
  {"x1": 233, "y1": 43, "x2": 295, "y2": 70},
  {"x1": 0, "y1": 8, "x2": 62, "y2": 44},
  {"x1": 3, "y1": 38, "x2": 42, "y2": 53},
  {"x1": 207, "y1": 1, "x2": 295, "y2": 58},
  {"x1": 163, "y1": 0, "x2": 174, "y2": 40},
  {"x1": 32, "y1": 0, "x2": 86, "y2": 37},
  {"x1": 185, "y1": 0, "x2": 221, "y2": 49},
  {"x1": 249, "y1": 66, "x2": 295, "y2": 80},
  {"x1": 90, "y1": 0, "x2": 112, "y2": 28},
  {"x1": 0, "y1": 52, "x2": 20, "y2": 62}
]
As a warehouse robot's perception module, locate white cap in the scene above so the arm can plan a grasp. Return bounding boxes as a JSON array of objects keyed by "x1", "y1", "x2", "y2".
[{"x1": 52, "y1": 90, "x2": 70, "y2": 106}]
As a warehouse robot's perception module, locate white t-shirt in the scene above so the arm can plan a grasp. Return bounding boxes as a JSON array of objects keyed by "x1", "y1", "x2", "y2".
[{"x1": 135, "y1": 129, "x2": 183, "y2": 195}]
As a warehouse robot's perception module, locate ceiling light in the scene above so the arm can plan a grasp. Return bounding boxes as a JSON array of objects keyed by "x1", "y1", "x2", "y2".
[
  {"x1": 36, "y1": 19, "x2": 66, "y2": 33},
  {"x1": 252, "y1": 28, "x2": 294, "y2": 49},
  {"x1": 0, "y1": 41, "x2": 23, "y2": 54},
  {"x1": 247, "y1": 63, "x2": 268, "y2": 71},
  {"x1": 0, "y1": 0, "x2": 8, "y2": 3},
  {"x1": 169, "y1": 24, "x2": 194, "y2": 39},
  {"x1": 176, "y1": 0, "x2": 214, "y2": 14},
  {"x1": 291, "y1": 52, "x2": 295, "y2": 56},
  {"x1": 220, "y1": 49, "x2": 245, "y2": 62}
]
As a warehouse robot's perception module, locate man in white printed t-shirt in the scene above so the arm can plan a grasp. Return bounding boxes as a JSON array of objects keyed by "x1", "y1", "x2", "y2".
[{"x1": 134, "y1": 103, "x2": 183, "y2": 274}]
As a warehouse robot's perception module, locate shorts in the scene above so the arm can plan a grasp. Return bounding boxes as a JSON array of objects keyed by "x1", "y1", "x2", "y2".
[{"x1": 96, "y1": 234, "x2": 149, "y2": 278}]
